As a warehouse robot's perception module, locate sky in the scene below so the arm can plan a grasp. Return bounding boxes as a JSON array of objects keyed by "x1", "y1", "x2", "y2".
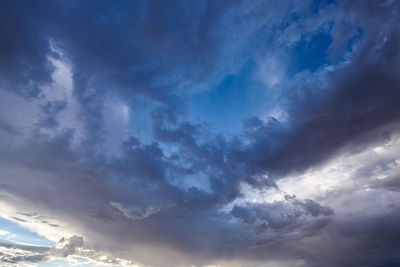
[{"x1": 0, "y1": 0, "x2": 400, "y2": 266}]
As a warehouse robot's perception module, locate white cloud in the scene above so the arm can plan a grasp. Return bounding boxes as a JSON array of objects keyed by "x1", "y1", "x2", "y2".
[
  {"x1": 0, "y1": 235, "x2": 143, "y2": 267},
  {"x1": 255, "y1": 54, "x2": 287, "y2": 89},
  {"x1": 110, "y1": 202, "x2": 161, "y2": 220}
]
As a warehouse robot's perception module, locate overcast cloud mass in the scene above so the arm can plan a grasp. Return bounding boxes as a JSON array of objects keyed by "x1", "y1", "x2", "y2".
[{"x1": 1, "y1": 0, "x2": 400, "y2": 266}]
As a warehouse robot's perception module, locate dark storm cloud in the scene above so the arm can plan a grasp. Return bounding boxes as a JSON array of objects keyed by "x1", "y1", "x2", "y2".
[
  {"x1": 36, "y1": 100, "x2": 67, "y2": 128},
  {"x1": 0, "y1": 0, "x2": 400, "y2": 266},
  {"x1": 302, "y1": 209, "x2": 400, "y2": 267},
  {"x1": 236, "y1": 0, "x2": 400, "y2": 179},
  {"x1": 371, "y1": 174, "x2": 400, "y2": 192},
  {"x1": 0, "y1": 1, "x2": 54, "y2": 98},
  {"x1": 0, "y1": 0, "x2": 262, "y2": 101},
  {"x1": 231, "y1": 195, "x2": 333, "y2": 230},
  {"x1": 0, "y1": 0, "x2": 287, "y2": 154}
]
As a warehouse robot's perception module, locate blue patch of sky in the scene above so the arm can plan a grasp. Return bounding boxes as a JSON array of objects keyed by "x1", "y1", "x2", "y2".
[
  {"x1": 189, "y1": 61, "x2": 275, "y2": 134},
  {"x1": 310, "y1": 0, "x2": 336, "y2": 14},
  {"x1": 288, "y1": 24, "x2": 363, "y2": 76},
  {"x1": 127, "y1": 96, "x2": 155, "y2": 145},
  {"x1": 289, "y1": 31, "x2": 333, "y2": 74},
  {"x1": 0, "y1": 216, "x2": 54, "y2": 246}
]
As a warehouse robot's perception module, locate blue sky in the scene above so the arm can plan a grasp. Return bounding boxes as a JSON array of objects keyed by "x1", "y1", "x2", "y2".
[
  {"x1": 189, "y1": 61, "x2": 271, "y2": 134},
  {"x1": 1, "y1": 1, "x2": 400, "y2": 266},
  {"x1": 0, "y1": 217, "x2": 54, "y2": 247}
]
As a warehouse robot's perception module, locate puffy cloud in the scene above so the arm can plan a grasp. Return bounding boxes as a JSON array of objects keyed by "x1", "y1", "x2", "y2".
[
  {"x1": 52, "y1": 236, "x2": 84, "y2": 257},
  {"x1": 0, "y1": 238, "x2": 48, "y2": 264},
  {"x1": 0, "y1": 236, "x2": 141, "y2": 266}
]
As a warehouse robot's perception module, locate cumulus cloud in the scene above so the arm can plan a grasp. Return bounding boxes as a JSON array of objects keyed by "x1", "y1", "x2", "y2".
[
  {"x1": 0, "y1": 235, "x2": 142, "y2": 266},
  {"x1": 0, "y1": 238, "x2": 48, "y2": 264}
]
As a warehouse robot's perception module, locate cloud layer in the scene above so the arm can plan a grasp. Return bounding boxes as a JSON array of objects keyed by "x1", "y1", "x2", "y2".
[{"x1": 1, "y1": 0, "x2": 400, "y2": 266}]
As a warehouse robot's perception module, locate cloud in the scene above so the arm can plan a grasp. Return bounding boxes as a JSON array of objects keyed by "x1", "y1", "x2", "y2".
[
  {"x1": 235, "y1": 0, "x2": 400, "y2": 180},
  {"x1": 0, "y1": 235, "x2": 142, "y2": 266},
  {"x1": 110, "y1": 202, "x2": 161, "y2": 220},
  {"x1": 52, "y1": 235, "x2": 83, "y2": 257},
  {"x1": 0, "y1": 0, "x2": 400, "y2": 266}
]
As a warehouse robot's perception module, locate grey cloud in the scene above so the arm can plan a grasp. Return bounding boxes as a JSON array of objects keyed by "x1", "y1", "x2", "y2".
[
  {"x1": 371, "y1": 174, "x2": 400, "y2": 192},
  {"x1": 231, "y1": 195, "x2": 333, "y2": 231},
  {"x1": 302, "y1": 210, "x2": 400, "y2": 267},
  {"x1": 236, "y1": 0, "x2": 400, "y2": 180},
  {"x1": 0, "y1": 0, "x2": 400, "y2": 266},
  {"x1": 52, "y1": 235, "x2": 84, "y2": 257},
  {"x1": 110, "y1": 202, "x2": 161, "y2": 220},
  {"x1": 294, "y1": 198, "x2": 333, "y2": 217},
  {"x1": 36, "y1": 100, "x2": 67, "y2": 128},
  {"x1": 0, "y1": 1, "x2": 54, "y2": 98}
]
